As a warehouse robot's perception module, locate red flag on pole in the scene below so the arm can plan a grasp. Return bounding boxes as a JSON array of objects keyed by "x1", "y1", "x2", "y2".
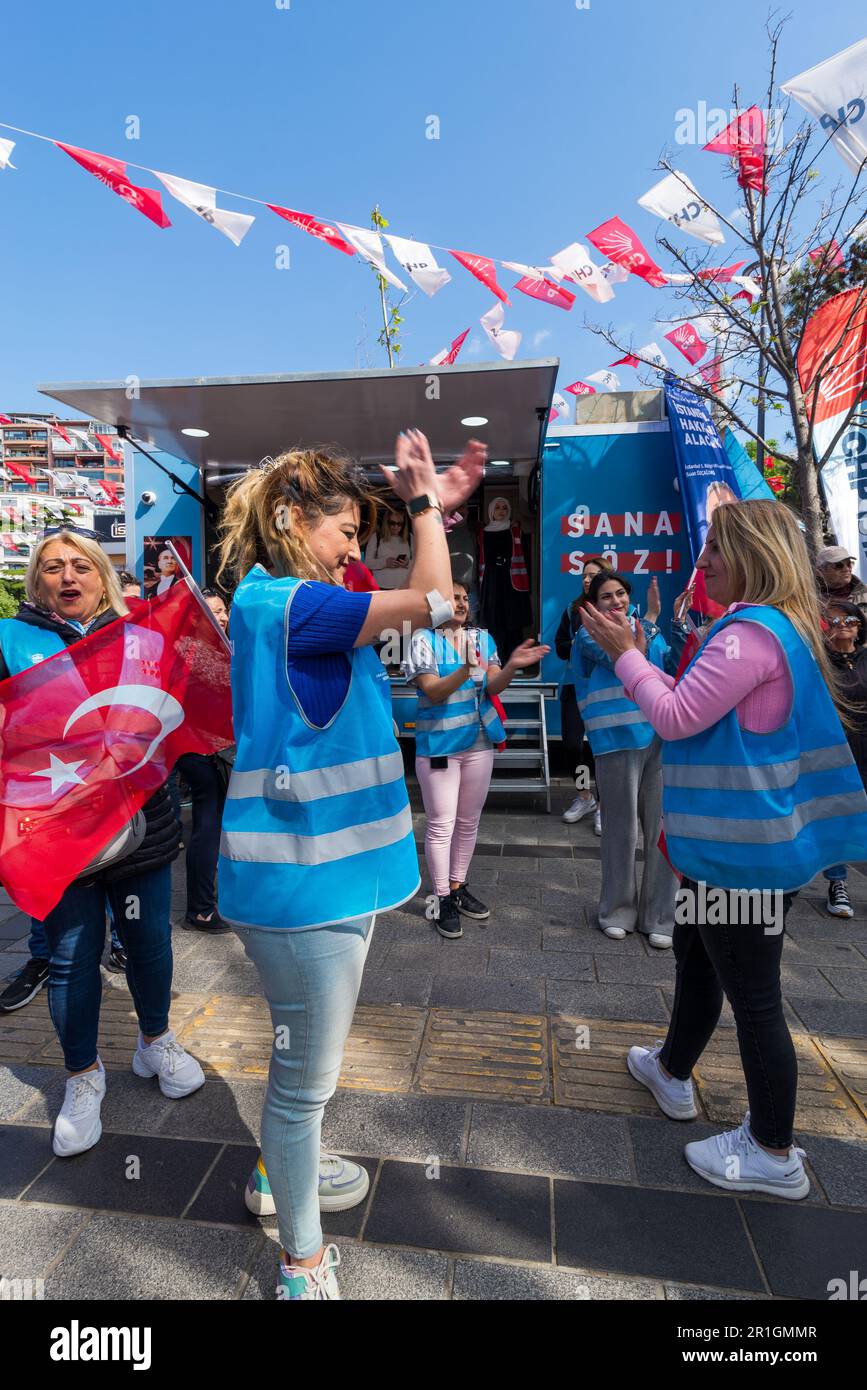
[
  {"x1": 513, "y1": 276, "x2": 575, "y2": 310},
  {"x1": 449, "y1": 250, "x2": 510, "y2": 304},
  {"x1": 266, "y1": 205, "x2": 356, "y2": 255},
  {"x1": 0, "y1": 583, "x2": 233, "y2": 919},
  {"x1": 56, "y1": 143, "x2": 172, "y2": 228},
  {"x1": 703, "y1": 107, "x2": 767, "y2": 192},
  {"x1": 664, "y1": 323, "x2": 709, "y2": 365},
  {"x1": 586, "y1": 217, "x2": 668, "y2": 288}
]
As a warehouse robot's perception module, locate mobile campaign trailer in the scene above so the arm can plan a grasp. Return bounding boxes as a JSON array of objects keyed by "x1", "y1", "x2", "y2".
[{"x1": 39, "y1": 363, "x2": 691, "y2": 805}]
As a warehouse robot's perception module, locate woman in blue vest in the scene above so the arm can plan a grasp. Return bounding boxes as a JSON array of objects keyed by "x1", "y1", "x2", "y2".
[
  {"x1": 581, "y1": 500, "x2": 867, "y2": 1199},
  {"x1": 557, "y1": 556, "x2": 607, "y2": 830},
  {"x1": 404, "y1": 580, "x2": 549, "y2": 937},
  {"x1": 216, "y1": 430, "x2": 484, "y2": 1300},
  {"x1": 0, "y1": 526, "x2": 202, "y2": 1158},
  {"x1": 575, "y1": 569, "x2": 677, "y2": 948}
]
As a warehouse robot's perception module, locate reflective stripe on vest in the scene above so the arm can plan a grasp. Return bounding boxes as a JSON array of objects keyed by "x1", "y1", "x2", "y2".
[
  {"x1": 661, "y1": 605, "x2": 867, "y2": 891},
  {"x1": 413, "y1": 629, "x2": 506, "y2": 756},
  {"x1": 578, "y1": 670, "x2": 654, "y2": 756},
  {"x1": 217, "y1": 568, "x2": 420, "y2": 929}
]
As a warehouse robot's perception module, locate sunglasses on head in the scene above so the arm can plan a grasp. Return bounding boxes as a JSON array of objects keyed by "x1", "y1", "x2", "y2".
[{"x1": 42, "y1": 524, "x2": 102, "y2": 542}]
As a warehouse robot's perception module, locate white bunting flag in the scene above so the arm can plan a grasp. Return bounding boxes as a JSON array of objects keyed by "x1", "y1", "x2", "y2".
[
  {"x1": 637, "y1": 171, "x2": 724, "y2": 246},
  {"x1": 154, "y1": 171, "x2": 255, "y2": 246},
  {"x1": 731, "y1": 274, "x2": 762, "y2": 301},
  {"x1": 503, "y1": 260, "x2": 566, "y2": 281},
  {"x1": 0, "y1": 137, "x2": 16, "y2": 170},
  {"x1": 599, "y1": 261, "x2": 630, "y2": 285},
  {"x1": 550, "y1": 391, "x2": 571, "y2": 422},
  {"x1": 80, "y1": 480, "x2": 107, "y2": 504},
  {"x1": 480, "y1": 302, "x2": 521, "y2": 361},
  {"x1": 635, "y1": 342, "x2": 669, "y2": 369},
  {"x1": 42, "y1": 469, "x2": 79, "y2": 490},
  {"x1": 336, "y1": 224, "x2": 408, "y2": 291},
  {"x1": 586, "y1": 369, "x2": 621, "y2": 391},
  {"x1": 385, "y1": 234, "x2": 450, "y2": 296},
  {"x1": 550, "y1": 242, "x2": 615, "y2": 303},
  {"x1": 782, "y1": 39, "x2": 867, "y2": 176}
]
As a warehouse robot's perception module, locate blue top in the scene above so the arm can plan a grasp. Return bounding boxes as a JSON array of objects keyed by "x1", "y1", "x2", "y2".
[{"x1": 280, "y1": 581, "x2": 372, "y2": 727}]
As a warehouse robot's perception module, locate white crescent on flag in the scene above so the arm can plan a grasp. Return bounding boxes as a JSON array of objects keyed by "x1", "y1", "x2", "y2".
[{"x1": 62, "y1": 685, "x2": 185, "y2": 779}]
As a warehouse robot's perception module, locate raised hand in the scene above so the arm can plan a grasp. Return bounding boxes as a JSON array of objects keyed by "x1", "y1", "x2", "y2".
[
  {"x1": 385, "y1": 429, "x2": 440, "y2": 504},
  {"x1": 507, "y1": 639, "x2": 551, "y2": 670},
  {"x1": 437, "y1": 439, "x2": 487, "y2": 513},
  {"x1": 646, "y1": 576, "x2": 661, "y2": 624}
]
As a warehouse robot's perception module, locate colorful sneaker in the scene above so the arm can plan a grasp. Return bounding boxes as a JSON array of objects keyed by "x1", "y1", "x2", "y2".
[
  {"x1": 132, "y1": 1029, "x2": 205, "y2": 1099},
  {"x1": 627, "y1": 1043, "x2": 697, "y2": 1120},
  {"x1": 245, "y1": 1152, "x2": 371, "y2": 1218},
  {"x1": 278, "y1": 1244, "x2": 341, "y2": 1300},
  {"x1": 826, "y1": 880, "x2": 854, "y2": 918},
  {"x1": 563, "y1": 795, "x2": 598, "y2": 825},
  {"x1": 684, "y1": 1115, "x2": 810, "y2": 1199},
  {"x1": 53, "y1": 1059, "x2": 106, "y2": 1157},
  {"x1": 453, "y1": 883, "x2": 490, "y2": 921}
]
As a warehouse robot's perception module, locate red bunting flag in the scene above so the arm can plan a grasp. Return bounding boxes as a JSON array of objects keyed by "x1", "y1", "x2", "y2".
[
  {"x1": 699, "y1": 356, "x2": 723, "y2": 388},
  {"x1": 430, "y1": 329, "x2": 470, "y2": 367},
  {"x1": 267, "y1": 205, "x2": 355, "y2": 255},
  {"x1": 610, "y1": 353, "x2": 639, "y2": 368},
  {"x1": 513, "y1": 276, "x2": 575, "y2": 310},
  {"x1": 664, "y1": 323, "x2": 709, "y2": 365},
  {"x1": 564, "y1": 380, "x2": 596, "y2": 396},
  {"x1": 808, "y1": 239, "x2": 845, "y2": 270},
  {"x1": 49, "y1": 422, "x2": 72, "y2": 445},
  {"x1": 0, "y1": 415, "x2": 13, "y2": 424},
  {"x1": 703, "y1": 107, "x2": 766, "y2": 192},
  {"x1": 94, "y1": 432, "x2": 123, "y2": 463},
  {"x1": 0, "y1": 583, "x2": 233, "y2": 920},
  {"x1": 56, "y1": 143, "x2": 172, "y2": 228},
  {"x1": 697, "y1": 261, "x2": 747, "y2": 283},
  {"x1": 449, "y1": 250, "x2": 510, "y2": 304},
  {"x1": 586, "y1": 217, "x2": 668, "y2": 288}
]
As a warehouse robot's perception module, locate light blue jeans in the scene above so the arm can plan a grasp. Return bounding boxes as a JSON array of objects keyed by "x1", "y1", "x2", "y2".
[{"x1": 233, "y1": 916, "x2": 374, "y2": 1260}]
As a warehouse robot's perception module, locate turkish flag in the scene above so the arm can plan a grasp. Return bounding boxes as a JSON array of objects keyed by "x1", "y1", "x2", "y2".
[
  {"x1": 449, "y1": 250, "x2": 510, "y2": 303},
  {"x1": 267, "y1": 204, "x2": 356, "y2": 255},
  {"x1": 665, "y1": 323, "x2": 709, "y2": 365},
  {"x1": 56, "y1": 143, "x2": 172, "y2": 228},
  {"x1": 0, "y1": 583, "x2": 233, "y2": 919},
  {"x1": 513, "y1": 276, "x2": 575, "y2": 310},
  {"x1": 586, "y1": 217, "x2": 668, "y2": 288}
]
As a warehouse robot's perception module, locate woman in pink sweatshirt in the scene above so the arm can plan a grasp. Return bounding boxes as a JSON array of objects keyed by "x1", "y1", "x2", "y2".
[{"x1": 580, "y1": 499, "x2": 867, "y2": 1202}]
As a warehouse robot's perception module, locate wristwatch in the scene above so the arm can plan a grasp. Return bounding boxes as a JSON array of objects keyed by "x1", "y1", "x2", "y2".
[{"x1": 408, "y1": 492, "x2": 442, "y2": 519}]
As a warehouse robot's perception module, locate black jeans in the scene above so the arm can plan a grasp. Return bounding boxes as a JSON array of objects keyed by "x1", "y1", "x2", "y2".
[
  {"x1": 560, "y1": 685, "x2": 596, "y2": 781},
  {"x1": 176, "y1": 753, "x2": 227, "y2": 918},
  {"x1": 660, "y1": 878, "x2": 797, "y2": 1149}
]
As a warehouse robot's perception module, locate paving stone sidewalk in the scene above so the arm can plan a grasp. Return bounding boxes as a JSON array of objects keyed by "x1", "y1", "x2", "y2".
[{"x1": 1, "y1": 782, "x2": 866, "y2": 1300}]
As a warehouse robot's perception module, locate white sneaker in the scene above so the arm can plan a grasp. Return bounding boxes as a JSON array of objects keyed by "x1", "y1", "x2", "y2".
[
  {"x1": 132, "y1": 1029, "x2": 205, "y2": 1099},
  {"x1": 53, "y1": 1059, "x2": 106, "y2": 1156},
  {"x1": 627, "y1": 1043, "x2": 697, "y2": 1120},
  {"x1": 685, "y1": 1115, "x2": 810, "y2": 1199},
  {"x1": 603, "y1": 925, "x2": 627, "y2": 940},
  {"x1": 563, "y1": 795, "x2": 597, "y2": 825},
  {"x1": 593, "y1": 808, "x2": 602, "y2": 836},
  {"x1": 647, "y1": 933, "x2": 673, "y2": 949},
  {"x1": 278, "y1": 1243, "x2": 342, "y2": 1300}
]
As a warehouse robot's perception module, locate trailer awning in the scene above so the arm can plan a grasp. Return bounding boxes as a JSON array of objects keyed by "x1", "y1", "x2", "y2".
[{"x1": 38, "y1": 359, "x2": 559, "y2": 483}]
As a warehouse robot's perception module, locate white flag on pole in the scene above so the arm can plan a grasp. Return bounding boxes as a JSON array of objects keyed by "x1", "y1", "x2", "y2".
[
  {"x1": 384, "y1": 235, "x2": 450, "y2": 296},
  {"x1": 550, "y1": 391, "x2": 571, "y2": 422},
  {"x1": 586, "y1": 369, "x2": 621, "y2": 391},
  {"x1": 480, "y1": 302, "x2": 521, "y2": 361},
  {"x1": 154, "y1": 171, "x2": 256, "y2": 246},
  {"x1": 0, "y1": 137, "x2": 16, "y2": 170},
  {"x1": 599, "y1": 261, "x2": 630, "y2": 285},
  {"x1": 550, "y1": 242, "x2": 615, "y2": 303},
  {"x1": 782, "y1": 39, "x2": 867, "y2": 176},
  {"x1": 503, "y1": 260, "x2": 566, "y2": 280},
  {"x1": 635, "y1": 342, "x2": 669, "y2": 369},
  {"x1": 336, "y1": 224, "x2": 408, "y2": 290},
  {"x1": 637, "y1": 171, "x2": 724, "y2": 245}
]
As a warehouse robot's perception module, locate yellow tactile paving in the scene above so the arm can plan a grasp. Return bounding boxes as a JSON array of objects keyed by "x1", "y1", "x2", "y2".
[
  {"x1": 415, "y1": 1009, "x2": 549, "y2": 1102},
  {"x1": 813, "y1": 1036, "x2": 867, "y2": 1127},
  {"x1": 552, "y1": 1017, "x2": 669, "y2": 1115}
]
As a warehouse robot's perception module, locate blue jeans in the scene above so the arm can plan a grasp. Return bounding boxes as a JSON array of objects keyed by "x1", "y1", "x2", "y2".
[
  {"x1": 234, "y1": 917, "x2": 374, "y2": 1260},
  {"x1": 823, "y1": 865, "x2": 847, "y2": 881},
  {"x1": 39, "y1": 866, "x2": 174, "y2": 1072},
  {"x1": 30, "y1": 902, "x2": 122, "y2": 960}
]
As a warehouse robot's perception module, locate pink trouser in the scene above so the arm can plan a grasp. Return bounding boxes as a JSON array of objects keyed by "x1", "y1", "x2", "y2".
[{"x1": 416, "y1": 747, "x2": 494, "y2": 896}]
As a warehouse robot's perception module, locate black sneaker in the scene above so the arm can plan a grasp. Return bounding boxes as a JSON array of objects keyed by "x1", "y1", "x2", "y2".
[
  {"x1": 107, "y1": 945, "x2": 128, "y2": 972},
  {"x1": 435, "y1": 894, "x2": 463, "y2": 939},
  {"x1": 0, "y1": 958, "x2": 50, "y2": 1012},
  {"x1": 453, "y1": 883, "x2": 490, "y2": 921},
  {"x1": 826, "y1": 880, "x2": 854, "y2": 919},
  {"x1": 183, "y1": 911, "x2": 232, "y2": 935}
]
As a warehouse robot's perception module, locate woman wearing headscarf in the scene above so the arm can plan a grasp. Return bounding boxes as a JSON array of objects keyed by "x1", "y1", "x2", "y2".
[{"x1": 478, "y1": 496, "x2": 532, "y2": 661}]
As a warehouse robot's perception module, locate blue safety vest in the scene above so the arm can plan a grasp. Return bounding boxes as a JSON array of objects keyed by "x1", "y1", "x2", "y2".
[
  {"x1": 218, "y1": 567, "x2": 420, "y2": 929},
  {"x1": 662, "y1": 605, "x2": 867, "y2": 891},
  {"x1": 0, "y1": 619, "x2": 67, "y2": 675},
  {"x1": 412, "y1": 628, "x2": 506, "y2": 757},
  {"x1": 576, "y1": 620, "x2": 668, "y2": 758}
]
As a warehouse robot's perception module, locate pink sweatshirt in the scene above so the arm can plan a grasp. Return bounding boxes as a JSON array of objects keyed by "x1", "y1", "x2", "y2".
[{"x1": 615, "y1": 603, "x2": 792, "y2": 739}]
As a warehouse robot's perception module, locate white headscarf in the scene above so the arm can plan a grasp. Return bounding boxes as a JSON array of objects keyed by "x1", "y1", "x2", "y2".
[{"x1": 485, "y1": 496, "x2": 512, "y2": 532}]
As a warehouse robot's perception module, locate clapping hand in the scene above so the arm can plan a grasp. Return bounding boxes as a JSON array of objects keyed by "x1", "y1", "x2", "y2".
[
  {"x1": 580, "y1": 603, "x2": 637, "y2": 660},
  {"x1": 507, "y1": 639, "x2": 551, "y2": 671},
  {"x1": 646, "y1": 576, "x2": 661, "y2": 624}
]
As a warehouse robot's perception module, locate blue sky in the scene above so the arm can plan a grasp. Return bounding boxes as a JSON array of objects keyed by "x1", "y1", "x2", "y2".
[{"x1": 0, "y1": 0, "x2": 862, "y2": 413}]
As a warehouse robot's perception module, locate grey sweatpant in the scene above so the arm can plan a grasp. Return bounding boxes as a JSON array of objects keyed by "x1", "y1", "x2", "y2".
[{"x1": 594, "y1": 739, "x2": 677, "y2": 936}]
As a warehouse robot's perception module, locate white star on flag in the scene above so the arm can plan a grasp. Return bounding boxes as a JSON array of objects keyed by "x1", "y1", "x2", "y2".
[
  {"x1": 480, "y1": 302, "x2": 521, "y2": 360},
  {"x1": 336, "y1": 224, "x2": 408, "y2": 290},
  {"x1": 0, "y1": 138, "x2": 16, "y2": 170},
  {"x1": 384, "y1": 235, "x2": 450, "y2": 296},
  {"x1": 30, "y1": 753, "x2": 88, "y2": 794},
  {"x1": 154, "y1": 172, "x2": 256, "y2": 246}
]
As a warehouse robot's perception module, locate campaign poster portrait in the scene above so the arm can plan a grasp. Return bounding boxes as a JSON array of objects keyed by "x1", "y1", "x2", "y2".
[{"x1": 143, "y1": 535, "x2": 192, "y2": 600}]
